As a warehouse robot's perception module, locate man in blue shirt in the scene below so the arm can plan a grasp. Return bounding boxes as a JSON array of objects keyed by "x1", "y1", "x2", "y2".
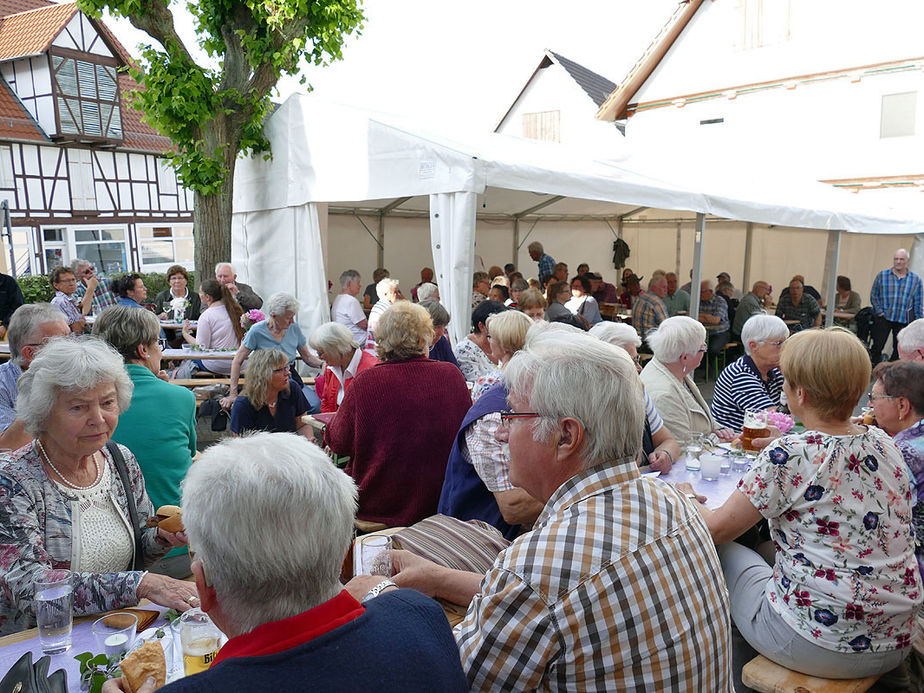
[
  {"x1": 527, "y1": 241, "x2": 556, "y2": 284},
  {"x1": 870, "y1": 248, "x2": 923, "y2": 364}
]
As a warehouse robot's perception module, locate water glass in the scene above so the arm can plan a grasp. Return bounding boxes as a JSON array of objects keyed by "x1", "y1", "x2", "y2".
[
  {"x1": 684, "y1": 437, "x2": 703, "y2": 472},
  {"x1": 700, "y1": 453, "x2": 723, "y2": 481},
  {"x1": 357, "y1": 535, "x2": 393, "y2": 577},
  {"x1": 34, "y1": 569, "x2": 74, "y2": 654},
  {"x1": 92, "y1": 612, "x2": 138, "y2": 658}
]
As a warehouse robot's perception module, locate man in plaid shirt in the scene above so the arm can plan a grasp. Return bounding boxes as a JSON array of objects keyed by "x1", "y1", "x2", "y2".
[
  {"x1": 870, "y1": 248, "x2": 923, "y2": 363},
  {"x1": 70, "y1": 258, "x2": 118, "y2": 316},
  {"x1": 385, "y1": 325, "x2": 732, "y2": 691},
  {"x1": 527, "y1": 241, "x2": 556, "y2": 285}
]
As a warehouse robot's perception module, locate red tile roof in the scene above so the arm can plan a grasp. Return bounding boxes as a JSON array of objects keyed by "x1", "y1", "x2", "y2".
[
  {"x1": 0, "y1": 0, "x2": 54, "y2": 19},
  {"x1": 0, "y1": 78, "x2": 45, "y2": 141},
  {"x1": 0, "y1": 2, "x2": 78, "y2": 61},
  {"x1": 119, "y1": 73, "x2": 174, "y2": 152}
]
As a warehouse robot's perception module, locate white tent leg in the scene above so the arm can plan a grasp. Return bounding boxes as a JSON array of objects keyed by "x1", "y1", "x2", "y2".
[
  {"x1": 513, "y1": 218, "x2": 520, "y2": 267},
  {"x1": 742, "y1": 222, "x2": 753, "y2": 290},
  {"x1": 430, "y1": 192, "x2": 477, "y2": 346},
  {"x1": 689, "y1": 213, "x2": 706, "y2": 318},
  {"x1": 823, "y1": 230, "x2": 843, "y2": 328}
]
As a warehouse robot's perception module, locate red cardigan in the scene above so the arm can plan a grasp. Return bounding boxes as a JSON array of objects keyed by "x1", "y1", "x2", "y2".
[
  {"x1": 324, "y1": 357, "x2": 472, "y2": 527},
  {"x1": 320, "y1": 350, "x2": 380, "y2": 413}
]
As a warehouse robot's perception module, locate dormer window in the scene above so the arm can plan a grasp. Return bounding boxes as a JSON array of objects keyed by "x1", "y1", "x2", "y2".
[{"x1": 51, "y1": 53, "x2": 122, "y2": 141}]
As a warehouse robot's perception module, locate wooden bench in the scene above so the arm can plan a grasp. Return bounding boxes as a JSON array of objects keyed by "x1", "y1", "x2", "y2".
[{"x1": 742, "y1": 655, "x2": 881, "y2": 693}]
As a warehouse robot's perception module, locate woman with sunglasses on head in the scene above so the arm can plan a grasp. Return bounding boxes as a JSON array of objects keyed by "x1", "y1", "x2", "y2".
[
  {"x1": 229, "y1": 349, "x2": 311, "y2": 437},
  {"x1": 711, "y1": 314, "x2": 788, "y2": 431}
]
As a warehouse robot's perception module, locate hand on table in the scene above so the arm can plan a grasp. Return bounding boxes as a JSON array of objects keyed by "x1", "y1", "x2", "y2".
[
  {"x1": 103, "y1": 677, "x2": 157, "y2": 693},
  {"x1": 647, "y1": 449, "x2": 673, "y2": 473},
  {"x1": 137, "y1": 572, "x2": 199, "y2": 612},
  {"x1": 674, "y1": 482, "x2": 706, "y2": 504},
  {"x1": 714, "y1": 428, "x2": 737, "y2": 442}
]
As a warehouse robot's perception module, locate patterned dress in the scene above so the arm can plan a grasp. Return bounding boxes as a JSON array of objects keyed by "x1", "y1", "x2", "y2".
[{"x1": 894, "y1": 419, "x2": 924, "y2": 577}]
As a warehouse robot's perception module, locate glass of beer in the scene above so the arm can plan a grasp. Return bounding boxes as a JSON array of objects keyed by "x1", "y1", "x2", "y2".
[
  {"x1": 741, "y1": 409, "x2": 770, "y2": 452},
  {"x1": 180, "y1": 608, "x2": 222, "y2": 676}
]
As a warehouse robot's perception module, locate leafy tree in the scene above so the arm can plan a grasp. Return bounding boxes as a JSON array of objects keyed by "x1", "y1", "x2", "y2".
[{"x1": 78, "y1": 0, "x2": 364, "y2": 275}]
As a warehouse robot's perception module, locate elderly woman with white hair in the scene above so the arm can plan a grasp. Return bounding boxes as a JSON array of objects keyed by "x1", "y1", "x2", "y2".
[
  {"x1": 0, "y1": 337, "x2": 198, "y2": 635},
  {"x1": 416, "y1": 282, "x2": 439, "y2": 303},
  {"x1": 640, "y1": 316, "x2": 736, "y2": 445},
  {"x1": 590, "y1": 322, "x2": 680, "y2": 472},
  {"x1": 326, "y1": 302, "x2": 471, "y2": 527},
  {"x1": 220, "y1": 291, "x2": 323, "y2": 411},
  {"x1": 309, "y1": 322, "x2": 379, "y2": 413},
  {"x1": 366, "y1": 277, "x2": 400, "y2": 348},
  {"x1": 710, "y1": 314, "x2": 787, "y2": 431}
]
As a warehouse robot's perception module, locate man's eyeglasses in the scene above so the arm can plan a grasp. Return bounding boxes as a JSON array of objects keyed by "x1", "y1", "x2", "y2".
[
  {"x1": 868, "y1": 392, "x2": 897, "y2": 402},
  {"x1": 760, "y1": 339, "x2": 785, "y2": 347},
  {"x1": 499, "y1": 410, "x2": 542, "y2": 424}
]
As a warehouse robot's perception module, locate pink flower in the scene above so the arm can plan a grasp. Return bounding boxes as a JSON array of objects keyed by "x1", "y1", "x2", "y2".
[{"x1": 767, "y1": 412, "x2": 794, "y2": 434}]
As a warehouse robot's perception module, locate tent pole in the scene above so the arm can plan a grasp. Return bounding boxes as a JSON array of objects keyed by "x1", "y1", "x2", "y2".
[
  {"x1": 675, "y1": 222, "x2": 682, "y2": 276},
  {"x1": 823, "y1": 230, "x2": 842, "y2": 328},
  {"x1": 689, "y1": 213, "x2": 706, "y2": 318},
  {"x1": 512, "y1": 218, "x2": 520, "y2": 267},
  {"x1": 742, "y1": 223, "x2": 753, "y2": 291},
  {"x1": 616, "y1": 216, "x2": 623, "y2": 240},
  {"x1": 376, "y1": 214, "x2": 385, "y2": 268}
]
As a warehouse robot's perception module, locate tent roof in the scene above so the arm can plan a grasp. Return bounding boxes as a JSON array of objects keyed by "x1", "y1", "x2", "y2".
[{"x1": 233, "y1": 95, "x2": 921, "y2": 235}]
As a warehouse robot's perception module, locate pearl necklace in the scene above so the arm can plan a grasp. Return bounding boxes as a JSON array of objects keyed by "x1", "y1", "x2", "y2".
[{"x1": 36, "y1": 439, "x2": 101, "y2": 491}]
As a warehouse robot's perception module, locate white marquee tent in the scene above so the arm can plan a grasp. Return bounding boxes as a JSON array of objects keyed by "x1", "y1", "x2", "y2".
[{"x1": 232, "y1": 95, "x2": 921, "y2": 345}]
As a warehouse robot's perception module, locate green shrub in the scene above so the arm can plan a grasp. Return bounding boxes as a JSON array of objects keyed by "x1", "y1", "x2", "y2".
[{"x1": 16, "y1": 271, "x2": 197, "y2": 304}]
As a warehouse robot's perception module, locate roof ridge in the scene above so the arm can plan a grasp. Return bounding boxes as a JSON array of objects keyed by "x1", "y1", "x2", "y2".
[{"x1": 0, "y1": 1, "x2": 76, "y2": 20}]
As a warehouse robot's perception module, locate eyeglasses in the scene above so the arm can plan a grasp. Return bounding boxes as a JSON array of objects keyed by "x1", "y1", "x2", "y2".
[
  {"x1": 868, "y1": 392, "x2": 897, "y2": 402},
  {"x1": 760, "y1": 339, "x2": 785, "y2": 347},
  {"x1": 695, "y1": 344, "x2": 708, "y2": 353},
  {"x1": 499, "y1": 410, "x2": 542, "y2": 424}
]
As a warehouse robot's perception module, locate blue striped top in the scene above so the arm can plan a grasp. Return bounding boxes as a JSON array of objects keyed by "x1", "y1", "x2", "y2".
[{"x1": 711, "y1": 355, "x2": 783, "y2": 430}]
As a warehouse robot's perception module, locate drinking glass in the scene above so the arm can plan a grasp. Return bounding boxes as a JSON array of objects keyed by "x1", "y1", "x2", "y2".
[
  {"x1": 180, "y1": 608, "x2": 222, "y2": 676},
  {"x1": 741, "y1": 409, "x2": 770, "y2": 452},
  {"x1": 684, "y1": 434, "x2": 704, "y2": 472},
  {"x1": 92, "y1": 612, "x2": 137, "y2": 658},
  {"x1": 34, "y1": 569, "x2": 74, "y2": 654},
  {"x1": 700, "y1": 453, "x2": 723, "y2": 481},
  {"x1": 357, "y1": 535, "x2": 393, "y2": 577}
]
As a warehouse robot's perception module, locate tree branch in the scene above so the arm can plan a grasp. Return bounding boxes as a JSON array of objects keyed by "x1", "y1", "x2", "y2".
[{"x1": 122, "y1": 2, "x2": 197, "y2": 67}]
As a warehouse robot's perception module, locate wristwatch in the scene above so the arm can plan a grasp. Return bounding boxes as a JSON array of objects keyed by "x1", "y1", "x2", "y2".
[{"x1": 362, "y1": 579, "x2": 398, "y2": 603}]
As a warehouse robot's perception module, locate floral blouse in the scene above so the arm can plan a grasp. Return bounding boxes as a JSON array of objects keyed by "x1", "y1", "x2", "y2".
[
  {"x1": 895, "y1": 419, "x2": 924, "y2": 577},
  {"x1": 738, "y1": 426, "x2": 921, "y2": 653}
]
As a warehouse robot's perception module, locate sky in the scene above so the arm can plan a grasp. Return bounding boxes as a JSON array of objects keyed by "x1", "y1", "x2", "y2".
[{"x1": 104, "y1": 0, "x2": 676, "y2": 133}]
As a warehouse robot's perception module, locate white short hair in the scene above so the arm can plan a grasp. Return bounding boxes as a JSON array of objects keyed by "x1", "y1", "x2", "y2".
[
  {"x1": 8, "y1": 303, "x2": 67, "y2": 365},
  {"x1": 589, "y1": 322, "x2": 641, "y2": 349},
  {"x1": 506, "y1": 323, "x2": 643, "y2": 468},
  {"x1": 741, "y1": 314, "x2": 789, "y2": 356},
  {"x1": 214, "y1": 262, "x2": 234, "y2": 275},
  {"x1": 16, "y1": 337, "x2": 132, "y2": 435},
  {"x1": 338, "y1": 269, "x2": 360, "y2": 288},
  {"x1": 646, "y1": 316, "x2": 706, "y2": 363},
  {"x1": 182, "y1": 433, "x2": 357, "y2": 634},
  {"x1": 309, "y1": 321, "x2": 357, "y2": 357},
  {"x1": 264, "y1": 292, "x2": 299, "y2": 318},
  {"x1": 416, "y1": 282, "x2": 438, "y2": 302},
  {"x1": 376, "y1": 278, "x2": 399, "y2": 300},
  {"x1": 898, "y1": 319, "x2": 924, "y2": 353}
]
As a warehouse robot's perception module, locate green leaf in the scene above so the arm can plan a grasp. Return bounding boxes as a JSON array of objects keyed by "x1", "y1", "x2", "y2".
[{"x1": 91, "y1": 654, "x2": 109, "y2": 667}]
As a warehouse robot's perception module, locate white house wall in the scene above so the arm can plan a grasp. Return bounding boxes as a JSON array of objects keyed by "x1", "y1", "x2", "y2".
[
  {"x1": 53, "y1": 13, "x2": 114, "y2": 58},
  {"x1": 497, "y1": 64, "x2": 624, "y2": 152},
  {"x1": 1, "y1": 58, "x2": 55, "y2": 135}
]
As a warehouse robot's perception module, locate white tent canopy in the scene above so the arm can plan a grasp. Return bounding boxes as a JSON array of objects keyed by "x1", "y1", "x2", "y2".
[{"x1": 233, "y1": 95, "x2": 921, "y2": 344}]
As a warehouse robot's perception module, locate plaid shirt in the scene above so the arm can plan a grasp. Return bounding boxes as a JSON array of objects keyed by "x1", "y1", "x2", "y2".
[
  {"x1": 536, "y1": 253, "x2": 556, "y2": 282},
  {"x1": 699, "y1": 295, "x2": 730, "y2": 334},
  {"x1": 51, "y1": 291, "x2": 83, "y2": 325},
  {"x1": 73, "y1": 278, "x2": 118, "y2": 316},
  {"x1": 464, "y1": 413, "x2": 512, "y2": 493},
  {"x1": 631, "y1": 292, "x2": 669, "y2": 337},
  {"x1": 871, "y1": 269, "x2": 923, "y2": 323},
  {"x1": 456, "y1": 464, "x2": 733, "y2": 691}
]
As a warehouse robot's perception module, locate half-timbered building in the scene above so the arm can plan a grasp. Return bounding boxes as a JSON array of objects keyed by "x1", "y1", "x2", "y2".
[{"x1": 0, "y1": 0, "x2": 193, "y2": 275}]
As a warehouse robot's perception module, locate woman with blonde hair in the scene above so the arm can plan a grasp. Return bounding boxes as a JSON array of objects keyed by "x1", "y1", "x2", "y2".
[
  {"x1": 690, "y1": 328, "x2": 920, "y2": 683},
  {"x1": 326, "y1": 302, "x2": 471, "y2": 527},
  {"x1": 230, "y1": 349, "x2": 311, "y2": 436},
  {"x1": 470, "y1": 310, "x2": 532, "y2": 400}
]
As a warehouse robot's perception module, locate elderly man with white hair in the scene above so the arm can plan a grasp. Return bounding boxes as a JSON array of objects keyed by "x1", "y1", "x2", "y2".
[
  {"x1": 0, "y1": 303, "x2": 69, "y2": 450},
  {"x1": 330, "y1": 269, "x2": 368, "y2": 346},
  {"x1": 898, "y1": 318, "x2": 924, "y2": 362},
  {"x1": 870, "y1": 248, "x2": 922, "y2": 364},
  {"x1": 711, "y1": 314, "x2": 787, "y2": 431},
  {"x1": 215, "y1": 262, "x2": 263, "y2": 311},
  {"x1": 366, "y1": 277, "x2": 400, "y2": 349},
  {"x1": 416, "y1": 282, "x2": 439, "y2": 303},
  {"x1": 103, "y1": 433, "x2": 468, "y2": 693},
  {"x1": 386, "y1": 324, "x2": 732, "y2": 691},
  {"x1": 589, "y1": 322, "x2": 680, "y2": 472}
]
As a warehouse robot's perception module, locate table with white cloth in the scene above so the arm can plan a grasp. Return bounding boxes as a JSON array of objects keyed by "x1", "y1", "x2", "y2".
[{"x1": 655, "y1": 449, "x2": 754, "y2": 509}]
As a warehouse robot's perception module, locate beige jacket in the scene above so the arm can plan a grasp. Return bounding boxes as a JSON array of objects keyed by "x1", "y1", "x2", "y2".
[{"x1": 639, "y1": 358, "x2": 716, "y2": 445}]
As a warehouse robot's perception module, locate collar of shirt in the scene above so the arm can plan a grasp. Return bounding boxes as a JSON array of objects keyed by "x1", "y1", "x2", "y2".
[
  {"x1": 331, "y1": 347, "x2": 364, "y2": 383},
  {"x1": 212, "y1": 590, "x2": 364, "y2": 666},
  {"x1": 537, "y1": 462, "x2": 640, "y2": 526}
]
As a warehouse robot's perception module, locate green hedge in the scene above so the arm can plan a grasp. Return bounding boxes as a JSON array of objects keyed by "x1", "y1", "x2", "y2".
[{"x1": 16, "y1": 271, "x2": 197, "y2": 304}]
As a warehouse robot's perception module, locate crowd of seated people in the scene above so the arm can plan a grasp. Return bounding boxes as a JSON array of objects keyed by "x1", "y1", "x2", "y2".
[{"x1": 2, "y1": 250, "x2": 923, "y2": 693}]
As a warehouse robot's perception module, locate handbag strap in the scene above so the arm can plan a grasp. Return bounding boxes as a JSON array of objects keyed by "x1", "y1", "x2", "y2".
[{"x1": 106, "y1": 440, "x2": 144, "y2": 571}]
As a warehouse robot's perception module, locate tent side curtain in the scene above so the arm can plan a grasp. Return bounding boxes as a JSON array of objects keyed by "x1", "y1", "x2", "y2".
[
  {"x1": 430, "y1": 192, "x2": 477, "y2": 347},
  {"x1": 231, "y1": 204, "x2": 329, "y2": 354}
]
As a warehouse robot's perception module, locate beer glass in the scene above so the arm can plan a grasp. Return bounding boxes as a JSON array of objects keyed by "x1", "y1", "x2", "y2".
[
  {"x1": 357, "y1": 535, "x2": 393, "y2": 577},
  {"x1": 741, "y1": 409, "x2": 770, "y2": 452},
  {"x1": 180, "y1": 608, "x2": 222, "y2": 676}
]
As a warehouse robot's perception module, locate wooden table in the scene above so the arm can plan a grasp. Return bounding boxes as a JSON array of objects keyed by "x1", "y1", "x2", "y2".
[
  {"x1": 820, "y1": 309, "x2": 857, "y2": 321},
  {"x1": 162, "y1": 349, "x2": 236, "y2": 360}
]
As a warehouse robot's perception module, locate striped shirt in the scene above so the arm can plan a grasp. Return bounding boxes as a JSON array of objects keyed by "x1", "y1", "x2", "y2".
[
  {"x1": 73, "y1": 278, "x2": 118, "y2": 316},
  {"x1": 455, "y1": 464, "x2": 733, "y2": 691},
  {"x1": 632, "y1": 292, "x2": 669, "y2": 339},
  {"x1": 711, "y1": 355, "x2": 783, "y2": 430},
  {"x1": 870, "y1": 269, "x2": 923, "y2": 324}
]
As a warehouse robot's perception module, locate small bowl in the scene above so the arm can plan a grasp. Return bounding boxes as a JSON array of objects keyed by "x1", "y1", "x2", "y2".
[{"x1": 91, "y1": 612, "x2": 138, "y2": 658}]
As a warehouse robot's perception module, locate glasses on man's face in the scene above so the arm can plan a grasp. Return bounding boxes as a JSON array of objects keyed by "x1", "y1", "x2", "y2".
[
  {"x1": 868, "y1": 392, "x2": 897, "y2": 402},
  {"x1": 761, "y1": 339, "x2": 785, "y2": 348},
  {"x1": 499, "y1": 410, "x2": 542, "y2": 425},
  {"x1": 697, "y1": 344, "x2": 708, "y2": 353}
]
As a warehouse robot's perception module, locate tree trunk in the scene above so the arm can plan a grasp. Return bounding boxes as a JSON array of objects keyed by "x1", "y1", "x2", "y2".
[{"x1": 192, "y1": 134, "x2": 238, "y2": 279}]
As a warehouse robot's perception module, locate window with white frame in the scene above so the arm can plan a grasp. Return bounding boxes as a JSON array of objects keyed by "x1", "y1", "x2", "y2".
[
  {"x1": 74, "y1": 227, "x2": 128, "y2": 275},
  {"x1": 51, "y1": 55, "x2": 122, "y2": 140},
  {"x1": 881, "y1": 92, "x2": 917, "y2": 138},
  {"x1": 138, "y1": 223, "x2": 194, "y2": 270}
]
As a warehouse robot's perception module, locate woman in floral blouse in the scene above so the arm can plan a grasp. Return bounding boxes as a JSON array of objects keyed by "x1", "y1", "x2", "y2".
[{"x1": 688, "y1": 328, "x2": 920, "y2": 681}]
